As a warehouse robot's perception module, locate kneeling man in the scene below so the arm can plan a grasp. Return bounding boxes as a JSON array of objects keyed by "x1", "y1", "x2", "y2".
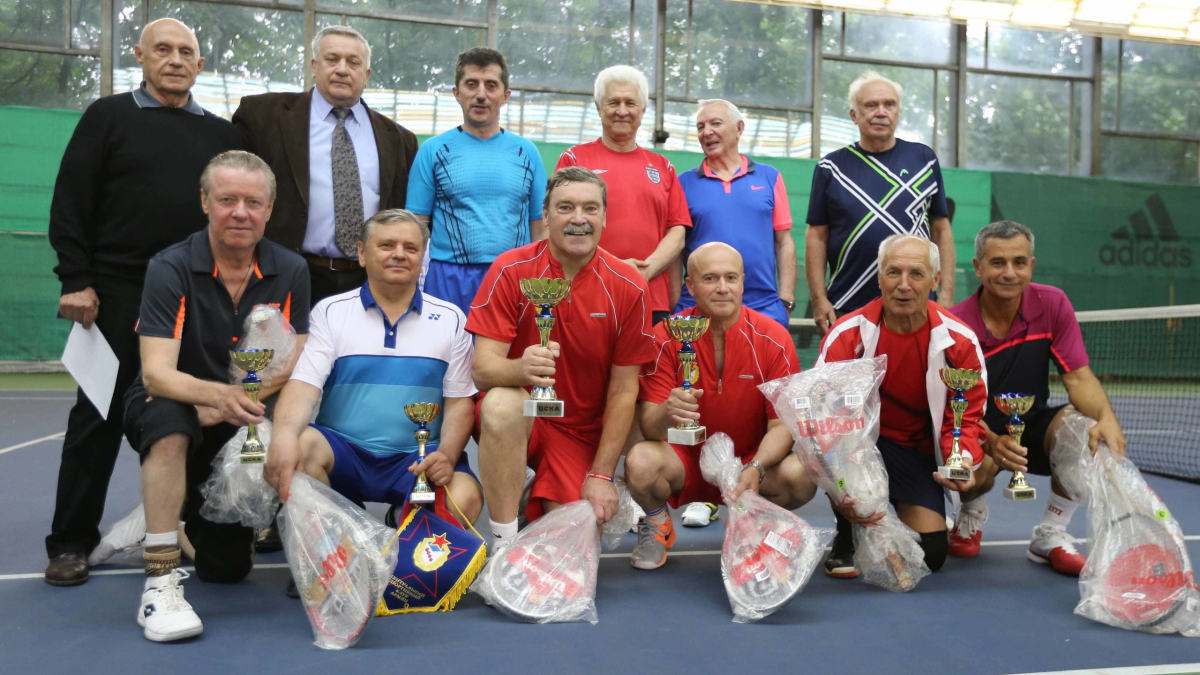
[
  {"x1": 626, "y1": 243, "x2": 815, "y2": 570},
  {"x1": 266, "y1": 210, "x2": 482, "y2": 527},
  {"x1": 468, "y1": 167, "x2": 657, "y2": 543}
]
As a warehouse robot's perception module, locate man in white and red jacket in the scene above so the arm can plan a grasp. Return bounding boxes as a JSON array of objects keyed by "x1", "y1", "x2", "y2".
[{"x1": 818, "y1": 234, "x2": 987, "y2": 573}]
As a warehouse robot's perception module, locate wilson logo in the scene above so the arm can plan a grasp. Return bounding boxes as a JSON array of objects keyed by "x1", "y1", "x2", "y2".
[{"x1": 797, "y1": 417, "x2": 865, "y2": 437}]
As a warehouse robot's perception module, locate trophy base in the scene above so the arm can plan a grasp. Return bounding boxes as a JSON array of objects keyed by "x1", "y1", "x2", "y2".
[
  {"x1": 667, "y1": 426, "x2": 707, "y2": 446},
  {"x1": 524, "y1": 399, "x2": 565, "y2": 418},
  {"x1": 239, "y1": 452, "x2": 265, "y2": 465},
  {"x1": 1004, "y1": 486, "x2": 1037, "y2": 501},
  {"x1": 938, "y1": 465, "x2": 972, "y2": 481},
  {"x1": 410, "y1": 490, "x2": 436, "y2": 505}
]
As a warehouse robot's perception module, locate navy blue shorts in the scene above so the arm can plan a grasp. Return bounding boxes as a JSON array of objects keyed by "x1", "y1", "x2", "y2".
[
  {"x1": 878, "y1": 436, "x2": 945, "y2": 517},
  {"x1": 314, "y1": 424, "x2": 478, "y2": 507},
  {"x1": 425, "y1": 259, "x2": 491, "y2": 316}
]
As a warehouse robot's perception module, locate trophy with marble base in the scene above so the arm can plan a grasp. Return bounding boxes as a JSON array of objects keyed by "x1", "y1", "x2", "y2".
[
  {"x1": 519, "y1": 278, "x2": 571, "y2": 418},
  {"x1": 664, "y1": 315, "x2": 711, "y2": 446},
  {"x1": 229, "y1": 348, "x2": 274, "y2": 464},
  {"x1": 994, "y1": 393, "x2": 1038, "y2": 501},
  {"x1": 938, "y1": 367, "x2": 980, "y2": 481}
]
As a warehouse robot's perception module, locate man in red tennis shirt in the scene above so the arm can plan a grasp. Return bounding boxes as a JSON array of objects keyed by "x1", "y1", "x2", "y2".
[
  {"x1": 819, "y1": 234, "x2": 987, "y2": 573},
  {"x1": 626, "y1": 243, "x2": 815, "y2": 569},
  {"x1": 555, "y1": 65, "x2": 692, "y2": 324},
  {"x1": 468, "y1": 167, "x2": 657, "y2": 544}
]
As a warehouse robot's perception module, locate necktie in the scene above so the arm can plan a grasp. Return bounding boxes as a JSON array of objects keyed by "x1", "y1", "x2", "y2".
[{"x1": 331, "y1": 106, "x2": 364, "y2": 258}]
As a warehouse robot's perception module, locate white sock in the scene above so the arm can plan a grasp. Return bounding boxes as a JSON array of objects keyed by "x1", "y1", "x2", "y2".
[
  {"x1": 1040, "y1": 492, "x2": 1078, "y2": 530},
  {"x1": 144, "y1": 530, "x2": 178, "y2": 548},
  {"x1": 962, "y1": 495, "x2": 987, "y2": 514},
  {"x1": 490, "y1": 518, "x2": 518, "y2": 542}
]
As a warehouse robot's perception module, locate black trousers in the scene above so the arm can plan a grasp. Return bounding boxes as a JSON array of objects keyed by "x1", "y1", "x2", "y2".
[
  {"x1": 307, "y1": 262, "x2": 367, "y2": 304},
  {"x1": 46, "y1": 275, "x2": 144, "y2": 558}
]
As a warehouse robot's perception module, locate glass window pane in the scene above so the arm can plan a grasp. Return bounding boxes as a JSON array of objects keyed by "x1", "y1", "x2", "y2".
[
  {"x1": 499, "y1": 0, "x2": 633, "y2": 94},
  {"x1": 1100, "y1": 37, "x2": 1118, "y2": 130},
  {"x1": 822, "y1": 11, "x2": 841, "y2": 55},
  {"x1": 509, "y1": 91, "x2": 600, "y2": 145},
  {"x1": 71, "y1": 0, "x2": 101, "y2": 49},
  {"x1": 936, "y1": 69, "x2": 956, "y2": 166},
  {"x1": 318, "y1": 0, "x2": 484, "y2": 22},
  {"x1": 820, "y1": 61, "x2": 937, "y2": 158},
  {"x1": 1116, "y1": 40, "x2": 1200, "y2": 136},
  {"x1": 1101, "y1": 135, "x2": 1198, "y2": 185},
  {"x1": 966, "y1": 73, "x2": 1071, "y2": 174},
  {"x1": 0, "y1": 50, "x2": 99, "y2": 109},
  {"x1": 338, "y1": 16, "x2": 482, "y2": 92},
  {"x1": 967, "y1": 20, "x2": 985, "y2": 68},
  {"x1": 1073, "y1": 81, "x2": 1092, "y2": 176},
  {"x1": 984, "y1": 24, "x2": 1094, "y2": 76},
  {"x1": 1, "y1": 0, "x2": 67, "y2": 48},
  {"x1": 843, "y1": 13, "x2": 954, "y2": 65}
]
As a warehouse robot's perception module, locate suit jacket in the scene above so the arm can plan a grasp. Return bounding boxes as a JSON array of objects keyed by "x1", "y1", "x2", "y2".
[{"x1": 232, "y1": 89, "x2": 418, "y2": 253}]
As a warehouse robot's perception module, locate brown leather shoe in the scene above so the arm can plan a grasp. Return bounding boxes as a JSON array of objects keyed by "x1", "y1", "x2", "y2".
[{"x1": 45, "y1": 552, "x2": 89, "y2": 586}]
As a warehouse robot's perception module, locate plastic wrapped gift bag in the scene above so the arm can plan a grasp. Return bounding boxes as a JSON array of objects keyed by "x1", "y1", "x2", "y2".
[
  {"x1": 229, "y1": 304, "x2": 297, "y2": 386},
  {"x1": 198, "y1": 421, "x2": 279, "y2": 529},
  {"x1": 700, "y1": 433, "x2": 833, "y2": 622}
]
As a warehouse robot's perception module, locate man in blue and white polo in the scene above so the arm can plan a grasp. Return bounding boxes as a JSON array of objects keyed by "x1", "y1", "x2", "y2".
[{"x1": 266, "y1": 209, "x2": 482, "y2": 524}]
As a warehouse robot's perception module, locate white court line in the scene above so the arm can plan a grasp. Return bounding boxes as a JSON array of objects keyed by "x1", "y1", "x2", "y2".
[
  {"x1": 2, "y1": 537, "x2": 1197, "y2": 582},
  {"x1": 0, "y1": 395, "x2": 75, "y2": 400},
  {"x1": 1008, "y1": 665, "x2": 1200, "y2": 675},
  {"x1": 0, "y1": 431, "x2": 65, "y2": 456}
]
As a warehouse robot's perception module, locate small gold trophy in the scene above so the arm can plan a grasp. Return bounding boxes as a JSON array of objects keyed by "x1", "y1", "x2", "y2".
[
  {"x1": 519, "y1": 278, "x2": 572, "y2": 418},
  {"x1": 938, "y1": 367, "x2": 980, "y2": 481},
  {"x1": 404, "y1": 402, "x2": 441, "y2": 505},
  {"x1": 229, "y1": 348, "x2": 274, "y2": 464},
  {"x1": 664, "y1": 315, "x2": 711, "y2": 445},
  {"x1": 994, "y1": 393, "x2": 1038, "y2": 501}
]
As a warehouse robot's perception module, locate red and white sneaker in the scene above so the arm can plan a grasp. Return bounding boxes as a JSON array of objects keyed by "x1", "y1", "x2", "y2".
[
  {"x1": 1027, "y1": 524, "x2": 1086, "y2": 576},
  {"x1": 948, "y1": 504, "x2": 988, "y2": 558}
]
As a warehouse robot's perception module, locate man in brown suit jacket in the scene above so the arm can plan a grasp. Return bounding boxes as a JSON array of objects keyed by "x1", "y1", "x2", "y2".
[{"x1": 234, "y1": 24, "x2": 417, "y2": 302}]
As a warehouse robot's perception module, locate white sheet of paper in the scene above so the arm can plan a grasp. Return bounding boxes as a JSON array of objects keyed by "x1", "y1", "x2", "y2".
[{"x1": 61, "y1": 322, "x2": 119, "y2": 420}]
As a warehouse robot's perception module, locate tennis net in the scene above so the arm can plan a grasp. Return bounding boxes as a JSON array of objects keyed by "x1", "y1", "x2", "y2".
[{"x1": 788, "y1": 303, "x2": 1200, "y2": 481}]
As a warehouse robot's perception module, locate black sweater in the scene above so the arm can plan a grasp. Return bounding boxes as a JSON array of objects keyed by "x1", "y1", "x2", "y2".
[{"x1": 49, "y1": 92, "x2": 242, "y2": 294}]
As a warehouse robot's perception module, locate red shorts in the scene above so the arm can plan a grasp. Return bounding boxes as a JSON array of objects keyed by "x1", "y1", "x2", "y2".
[{"x1": 666, "y1": 443, "x2": 751, "y2": 509}]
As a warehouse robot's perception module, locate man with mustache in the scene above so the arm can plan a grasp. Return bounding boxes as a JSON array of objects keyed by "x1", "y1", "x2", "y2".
[
  {"x1": 805, "y1": 71, "x2": 955, "y2": 578},
  {"x1": 468, "y1": 167, "x2": 657, "y2": 545},
  {"x1": 407, "y1": 47, "x2": 547, "y2": 315}
]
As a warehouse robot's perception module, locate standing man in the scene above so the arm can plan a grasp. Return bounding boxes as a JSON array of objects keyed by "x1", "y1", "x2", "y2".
[
  {"x1": 234, "y1": 25, "x2": 418, "y2": 303},
  {"x1": 468, "y1": 167, "x2": 657, "y2": 544},
  {"x1": 406, "y1": 47, "x2": 547, "y2": 315},
  {"x1": 45, "y1": 18, "x2": 241, "y2": 586},
  {"x1": 556, "y1": 65, "x2": 691, "y2": 324},
  {"x1": 805, "y1": 71, "x2": 955, "y2": 577},
  {"x1": 675, "y1": 99, "x2": 796, "y2": 329}
]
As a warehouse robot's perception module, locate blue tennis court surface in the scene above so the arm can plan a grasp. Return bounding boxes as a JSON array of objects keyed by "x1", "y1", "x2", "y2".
[{"x1": 2, "y1": 391, "x2": 1197, "y2": 675}]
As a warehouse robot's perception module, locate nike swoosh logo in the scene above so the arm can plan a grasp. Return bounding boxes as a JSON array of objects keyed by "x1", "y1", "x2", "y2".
[
  {"x1": 593, "y1": 169, "x2": 608, "y2": 174},
  {"x1": 750, "y1": 185, "x2": 766, "y2": 191}
]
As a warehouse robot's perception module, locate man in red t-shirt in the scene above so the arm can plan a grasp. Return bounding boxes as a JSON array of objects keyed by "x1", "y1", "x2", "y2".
[
  {"x1": 626, "y1": 243, "x2": 814, "y2": 570},
  {"x1": 555, "y1": 65, "x2": 691, "y2": 323},
  {"x1": 467, "y1": 167, "x2": 657, "y2": 544}
]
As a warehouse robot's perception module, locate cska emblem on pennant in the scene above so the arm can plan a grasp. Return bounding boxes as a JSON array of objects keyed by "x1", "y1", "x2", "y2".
[
  {"x1": 645, "y1": 166, "x2": 661, "y2": 184},
  {"x1": 413, "y1": 533, "x2": 452, "y2": 572}
]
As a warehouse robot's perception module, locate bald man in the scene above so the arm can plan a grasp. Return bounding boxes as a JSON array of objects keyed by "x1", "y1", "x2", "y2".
[
  {"x1": 626, "y1": 243, "x2": 815, "y2": 569},
  {"x1": 46, "y1": 18, "x2": 241, "y2": 585}
]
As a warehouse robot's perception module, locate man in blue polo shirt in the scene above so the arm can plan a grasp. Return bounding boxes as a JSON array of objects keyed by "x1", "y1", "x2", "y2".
[
  {"x1": 406, "y1": 47, "x2": 546, "y2": 315},
  {"x1": 266, "y1": 209, "x2": 482, "y2": 529},
  {"x1": 675, "y1": 99, "x2": 796, "y2": 328}
]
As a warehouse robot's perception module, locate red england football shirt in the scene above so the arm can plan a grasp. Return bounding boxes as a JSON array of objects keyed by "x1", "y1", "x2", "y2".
[
  {"x1": 875, "y1": 320, "x2": 935, "y2": 451},
  {"x1": 639, "y1": 306, "x2": 800, "y2": 458},
  {"x1": 555, "y1": 139, "x2": 693, "y2": 313},
  {"x1": 467, "y1": 240, "x2": 658, "y2": 433}
]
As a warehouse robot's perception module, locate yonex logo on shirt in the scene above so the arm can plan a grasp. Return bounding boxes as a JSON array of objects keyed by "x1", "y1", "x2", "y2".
[{"x1": 428, "y1": 313, "x2": 441, "y2": 320}]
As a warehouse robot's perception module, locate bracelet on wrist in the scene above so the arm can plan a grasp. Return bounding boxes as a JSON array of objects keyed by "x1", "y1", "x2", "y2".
[{"x1": 585, "y1": 471, "x2": 614, "y2": 483}]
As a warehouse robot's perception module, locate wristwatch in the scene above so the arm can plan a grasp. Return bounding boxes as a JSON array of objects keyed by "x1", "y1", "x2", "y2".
[
  {"x1": 781, "y1": 298, "x2": 796, "y2": 312},
  {"x1": 747, "y1": 460, "x2": 766, "y2": 483}
]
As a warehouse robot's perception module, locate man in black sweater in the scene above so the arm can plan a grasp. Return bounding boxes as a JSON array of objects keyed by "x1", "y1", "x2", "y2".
[{"x1": 46, "y1": 17, "x2": 241, "y2": 586}]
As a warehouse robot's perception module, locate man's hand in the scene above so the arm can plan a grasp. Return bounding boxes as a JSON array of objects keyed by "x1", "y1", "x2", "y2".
[
  {"x1": 812, "y1": 296, "x2": 837, "y2": 337},
  {"x1": 985, "y1": 434, "x2": 1028, "y2": 473},
  {"x1": 264, "y1": 435, "x2": 304, "y2": 501},
  {"x1": 582, "y1": 476, "x2": 618, "y2": 523},
  {"x1": 409, "y1": 451, "x2": 455, "y2": 487},
  {"x1": 623, "y1": 257, "x2": 653, "y2": 282},
  {"x1": 213, "y1": 384, "x2": 266, "y2": 426},
  {"x1": 1089, "y1": 415, "x2": 1127, "y2": 456},
  {"x1": 195, "y1": 405, "x2": 223, "y2": 427},
  {"x1": 59, "y1": 287, "x2": 99, "y2": 328},
  {"x1": 932, "y1": 465, "x2": 977, "y2": 492},
  {"x1": 664, "y1": 387, "x2": 703, "y2": 427},
  {"x1": 733, "y1": 466, "x2": 759, "y2": 499},
  {"x1": 519, "y1": 340, "x2": 559, "y2": 389},
  {"x1": 829, "y1": 495, "x2": 885, "y2": 525}
]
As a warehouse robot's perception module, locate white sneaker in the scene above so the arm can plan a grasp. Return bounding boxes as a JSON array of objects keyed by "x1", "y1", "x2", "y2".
[
  {"x1": 517, "y1": 467, "x2": 536, "y2": 529},
  {"x1": 1028, "y1": 524, "x2": 1087, "y2": 576},
  {"x1": 629, "y1": 501, "x2": 646, "y2": 533},
  {"x1": 138, "y1": 569, "x2": 203, "y2": 642},
  {"x1": 89, "y1": 504, "x2": 146, "y2": 566},
  {"x1": 681, "y1": 502, "x2": 719, "y2": 528}
]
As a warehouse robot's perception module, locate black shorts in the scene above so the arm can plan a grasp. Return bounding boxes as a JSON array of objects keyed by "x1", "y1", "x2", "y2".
[
  {"x1": 123, "y1": 380, "x2": 256, "y2": 583},
  {"x1": 988, "y1": 403, "x2": 1068, "y2": 477},
  {"x1": 878, "y1": 437, "x2": 945, "y2": 517}
]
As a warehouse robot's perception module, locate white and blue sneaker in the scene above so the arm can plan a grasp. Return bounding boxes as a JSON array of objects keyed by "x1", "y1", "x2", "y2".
[{"x1": 138, "y1": 568, "x2": 203, "y2": 642}]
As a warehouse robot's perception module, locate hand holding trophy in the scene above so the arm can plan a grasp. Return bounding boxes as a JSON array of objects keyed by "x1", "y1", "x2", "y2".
[
  {"x1": 404, "y1": 402, "x2": 441, "y2": 505},
  {"x1": 519, "y1": 278, "x2": 571, "y2": 418},
  {"x1": 938, "y1": 367, "x2": 980, "y2": 481},
  {"x1": 228, "y1": 348, "x2": 275, "y2": 464},
  {"x1": 664, "y1": 315, "x2": 711, "y2": 446},
  {"x1": 994, "y1": 393, "x2": 1037, "y2": 500}
]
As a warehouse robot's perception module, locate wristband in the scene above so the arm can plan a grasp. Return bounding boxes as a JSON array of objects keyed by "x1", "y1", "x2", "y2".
[{"x1": 585, "y1": 471, "x2": 614, "y2": 483}]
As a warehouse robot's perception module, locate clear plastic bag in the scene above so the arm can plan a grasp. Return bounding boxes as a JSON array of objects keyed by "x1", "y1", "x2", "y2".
[
  {"x1": 1075, "y1": 443, "x2": 1199, "y2": 636},
  {"x1": 279, "y1": 473, "x2": 399, "y2": 649},
  {"x1": 198, "y1": 422, "x2": 280, "y2": 529},
  {"x1": 760, "y1": 356, "x2": 930, "y2": 592},
  {"x1": 229, "y1": 304, "x2": 297, "y2": 387},
  {"x1": 700, "y1": 433, "x2": 833, "y2": 622},
  {"x1": 1049, "y1": 410, "x2": 1094, "y2": 504},
  {"x1": 472, "y1": 480, "x2": 635, "y2": 624}
]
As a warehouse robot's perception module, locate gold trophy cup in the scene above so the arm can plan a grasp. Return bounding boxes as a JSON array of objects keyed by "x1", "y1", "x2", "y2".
[
  {"x1": 229, "y1": 348, "x2": 274, "y2": 464},
  {"x1": 664, "y1": 315, "x2": 711, "y2": 445},
  {"x1": 938, "y1": 367, "x2": 980, "y2": 481},
  {"x1": 404, "y1": 402, "x2": 441, "y2": 505},
  {"x1": 519, "y1": 278, "x2": 572, "y2": 418},
  {"x1": 994, "y1": 393, "x2": 1038, "y2": 501}
]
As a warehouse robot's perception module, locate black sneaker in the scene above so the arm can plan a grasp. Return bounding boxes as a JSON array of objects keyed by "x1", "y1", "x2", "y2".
[
  {"x1": 255, "y1": 523, "x2": 282, "y2": 553},
  {"x1": 285, "y1": 578, "x2": 299, "y2": 598},
  {"x1": 824, "y1": 511, "x2": 858, "y2": 579}
]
